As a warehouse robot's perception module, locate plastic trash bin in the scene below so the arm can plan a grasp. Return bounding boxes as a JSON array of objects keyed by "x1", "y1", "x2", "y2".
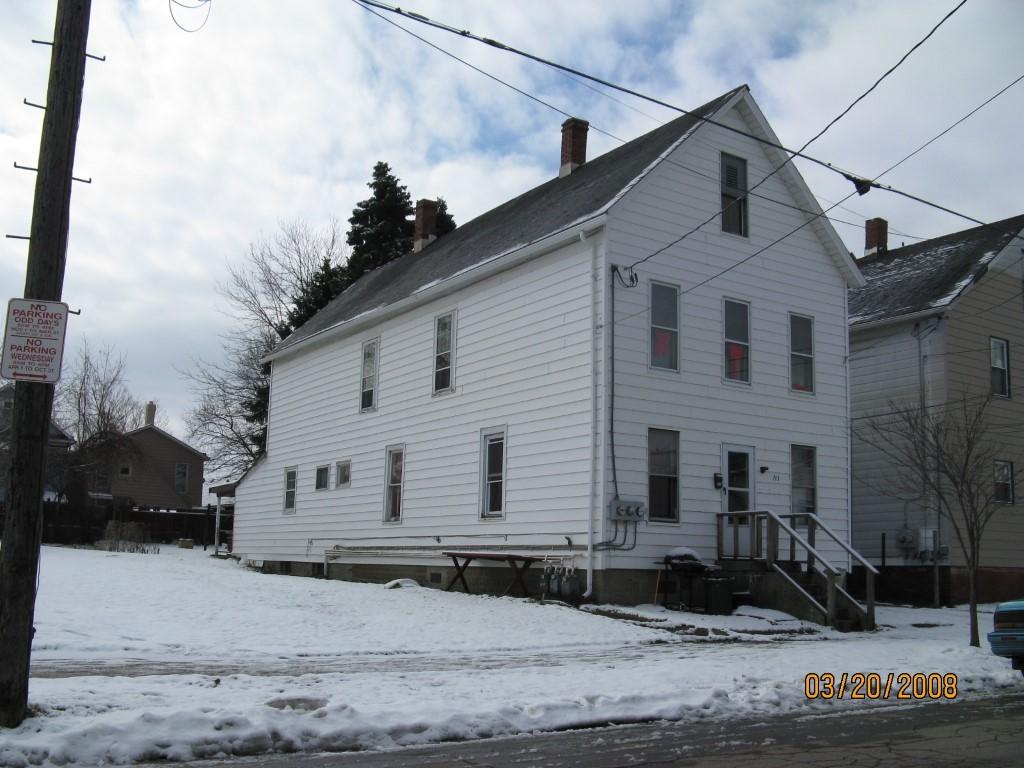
[{"x1": 703, "y1": 575, "x2": 734, "y2": 615}]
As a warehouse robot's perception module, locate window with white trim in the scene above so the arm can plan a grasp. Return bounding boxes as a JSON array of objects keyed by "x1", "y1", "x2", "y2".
[
  {"x1": 283, "y1": 466, "x2": 297, "y2": 513},
  {"x1": 360, "y1": 338, "x2": 379, "y2": 411},
  {"x1": 384, "y1": 445, "x2": 404, "y2": 522},
  {"x1": 434, "y1": 311, "x2": 455, "y2": 393},
  {"x1": 335, "y1": 460, "x2": 351, "y2": 488},
  {"x1": 991, "y1": 337, "x2": 1010, "y2": 397},
  {"x1": 315, "y1": 464, "x2": 330, "y2": 490},
  {"x1": 995, "y1": 460, "x2": 1015, "y2": 504},
  {"x1": 174, "y1": 462, "x2": 188, "y2": 494},
  {"x1": 721, "y1": 153, "x2": 748, "y2": 236},
  {"x1": 480, "y1": 429, "x2": 506, "y2": 518},
  {"x1": 648, "y1": 428, "x2": 679, "y2": 522},
  {"x1": 650, "y1": 282, "x2": 679, "y2": 371},
  {"x1": 724, "y1": 299, "x2": 750, "y2": 383},
  {"x1": 790, "y1": 314, "x2": 814, "y2": 393},
  {"x1": 791, "y1": 445, "x2": 817, "y2": 517}
]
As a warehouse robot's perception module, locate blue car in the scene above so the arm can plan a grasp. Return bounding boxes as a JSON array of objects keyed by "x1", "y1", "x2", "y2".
[{"x1": 988, "y1": 600, "x2": 1024, "y2": 676}]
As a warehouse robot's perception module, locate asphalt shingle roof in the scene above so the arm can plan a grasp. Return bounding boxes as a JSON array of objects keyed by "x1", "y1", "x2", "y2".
[
  {"x1": 848, "y1": 214, "x2": 1024, "y2": 326},
  {"x1": 272, "y1": 86, "x2": 746, "y2": 357}
]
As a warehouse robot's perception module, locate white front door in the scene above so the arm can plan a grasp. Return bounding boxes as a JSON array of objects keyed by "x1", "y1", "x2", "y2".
[{"x1": 722, "y1": 444, "x2": 756, "y2": 556}]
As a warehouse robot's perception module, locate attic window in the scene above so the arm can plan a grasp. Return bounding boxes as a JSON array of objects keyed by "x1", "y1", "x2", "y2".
[{"x1": 721, "y1": 153, "x2": 748, "y2": 237}]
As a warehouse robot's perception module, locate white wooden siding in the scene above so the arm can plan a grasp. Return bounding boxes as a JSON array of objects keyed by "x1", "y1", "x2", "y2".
[
  {"x1": 235, "y1": 236, "x2": 602, "y2": 563},
  {"x1": 601, "y1": 102, "x2": 852, "y2": 571},
  {"x1": 849, "y1": 318, "x2": 947, "y2": 565}
]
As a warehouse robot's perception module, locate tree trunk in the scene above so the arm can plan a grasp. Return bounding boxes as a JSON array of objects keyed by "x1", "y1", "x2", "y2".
[{"x1": 967, "y1": 566, "x2": 979, "y2": 648}]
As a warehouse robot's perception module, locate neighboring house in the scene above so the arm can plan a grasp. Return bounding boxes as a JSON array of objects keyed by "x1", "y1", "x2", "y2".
[
  {"x1": 235, "y1": 85, "x2": 867, "y2": 612},
  {"x1": 109, "y1": 402, "x2": 207, "y2": 510},
  {"x1": 849, "y1": 215, "x2": 1024, "y2": 603},
  {"x1": 0, "y1": 382, "x2": 75, "y2": 506}
]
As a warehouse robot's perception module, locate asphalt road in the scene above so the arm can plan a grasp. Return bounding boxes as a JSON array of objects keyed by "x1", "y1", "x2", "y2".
[{"x1": 166, "y1": 691, "x2": 1024, "y2": 768}]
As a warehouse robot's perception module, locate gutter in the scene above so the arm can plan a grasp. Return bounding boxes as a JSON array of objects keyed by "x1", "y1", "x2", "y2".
[
  {"x1": 264, "y1": 213, "x2": 608, "y2": 365},
  {"x1": 849, "y1": 306, "x2": 945, "y2": 333}
]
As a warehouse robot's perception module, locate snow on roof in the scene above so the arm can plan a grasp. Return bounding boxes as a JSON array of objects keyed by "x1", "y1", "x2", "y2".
[{"x1": 848, "y1": 214, "x2": 1024, "y2": 326}]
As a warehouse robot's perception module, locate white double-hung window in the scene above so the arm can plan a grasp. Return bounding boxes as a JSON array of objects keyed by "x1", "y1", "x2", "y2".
[
  {"x1": 991, "y1": 338, "x2": 1010, "y2": 397},
  {"x1": 724, "y1": 299, "x2": 750, "y2": 383},
  {"x1": 650, "y1": 282, "x2": 679, "y2": 371},
  {"x1": 383, "y1": 445, "x2": 405, "y2": 522},
  {"x1": 283, "y1": 467, "x2": 297, "y2": 513},
  {"x1": 434, "y1": 311, "x2": 455, "y2": 393},
  {"x1": 360, "y1": 338, "x2": 379, "y2": 411},
  {"x1": 480, "y1": 429, "x2": 506, "y2": 518},
  {"x1": 790, "y1": 314, "x2": 814, "y2": 393}
]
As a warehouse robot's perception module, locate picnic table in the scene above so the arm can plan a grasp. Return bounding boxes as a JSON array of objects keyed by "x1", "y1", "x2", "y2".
[{"x1": 442, "y1": 550, "x2": 546, "y2": 597}]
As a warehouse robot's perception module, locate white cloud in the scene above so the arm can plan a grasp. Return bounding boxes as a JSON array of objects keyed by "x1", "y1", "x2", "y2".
[{"x1": 1, "y1": 0, "x2": 1020, "y2": 445}]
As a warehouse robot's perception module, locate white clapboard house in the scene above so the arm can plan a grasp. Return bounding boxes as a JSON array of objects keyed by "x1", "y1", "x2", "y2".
[{"x1": 234, "y1": 85, "x2": 874, "y2": 625}]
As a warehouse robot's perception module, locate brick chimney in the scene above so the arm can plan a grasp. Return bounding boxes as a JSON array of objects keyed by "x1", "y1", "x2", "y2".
[
  {"x1": 413, "y1": 199, "x2": 439, "y2": 253},
  {"x1": 559, "y1": 117, "x2": 589, "y2": 177},
  {"x1": 865, "y1": 217, "x2": 888, "y2": 257},
  {"x1": 144, "y1": 401, "x2": 156, "y2": 426}
]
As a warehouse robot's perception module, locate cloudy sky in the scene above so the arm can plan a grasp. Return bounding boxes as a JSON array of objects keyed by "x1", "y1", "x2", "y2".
[{"x1": 2, "y1": 0, "x2": 1021, "y2": 456}]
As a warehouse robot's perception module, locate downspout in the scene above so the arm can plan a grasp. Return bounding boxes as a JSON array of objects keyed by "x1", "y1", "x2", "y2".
[
  {"x1": 583, "y1": 230, "x2": 599, "y2": 598},
  {"x1": 844, "y1": 290, "x2": 852, "y2": 575}
]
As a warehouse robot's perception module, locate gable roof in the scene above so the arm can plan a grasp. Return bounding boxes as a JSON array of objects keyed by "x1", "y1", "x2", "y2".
[
  {"x1": 268, "y1": 85, "x2": 748, "y2": 360},
  {"x1": 848, "y1": 214, "x2": 1024, "y2": 327},
  {"x1": 124, "y1": 423, "x2": 209, "y2": 460}
]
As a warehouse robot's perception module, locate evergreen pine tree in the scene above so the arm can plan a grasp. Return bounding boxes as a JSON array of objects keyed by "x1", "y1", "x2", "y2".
[
  {"x1": 435, "y1": 197, "x2": 456, "y2": 238},
  {"x1": 285, "y1": 258, "x2": 347, "y2": 332},
  {"x1": 345, "y1": 161, "x2": 414, "y2": 283}
]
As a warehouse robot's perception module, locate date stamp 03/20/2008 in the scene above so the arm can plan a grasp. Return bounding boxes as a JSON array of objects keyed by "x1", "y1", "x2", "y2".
[{"x1": 804, "y1": 672, "x2": 959, "y2": 701}]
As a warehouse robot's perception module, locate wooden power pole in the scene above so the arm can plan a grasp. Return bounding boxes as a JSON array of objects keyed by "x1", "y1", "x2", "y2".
[{"x1": 0, "y1": 0, "x2": 92, "y2": 727}]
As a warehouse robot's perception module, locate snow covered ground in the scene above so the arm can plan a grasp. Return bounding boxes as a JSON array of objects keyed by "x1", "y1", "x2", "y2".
[{"x1": 0, "y1": 546, "x2": 1021, "y2": 766}]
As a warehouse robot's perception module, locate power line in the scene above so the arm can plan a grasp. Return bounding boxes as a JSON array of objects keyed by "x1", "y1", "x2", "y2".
[
  {"x1": 354, "y1": 0, "x2": 993, "y2": 275},
  {"x1": 355, "y1": 0, "x2": 1023, "y2": 335},
  {"x1": 618, "y1": 0, "x2": 966, "y2": 270},
  {"x1": 355, "y1": 0, "x2": 988, "y2": 226},
  {"x1": 168, "y1": 0, "x2": 212, "y2": 33}
]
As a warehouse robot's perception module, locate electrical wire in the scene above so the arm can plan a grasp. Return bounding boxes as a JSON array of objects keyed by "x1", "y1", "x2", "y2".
[
  {"x1": 168, "y1": 0, "x2": 212, "y2": 33},
  {"x1": 603, "y1": 80, "x2": 1024, "y2": 332},
  {"x1": 355, "y1": 0, "x2": 1002, "y2": 233},
  {"x1": 354, "y1": 0, "x2": 957, "y2": 191},
  {"x1": 354, "y1": 1, "x2": 1024, "y2": 345}
]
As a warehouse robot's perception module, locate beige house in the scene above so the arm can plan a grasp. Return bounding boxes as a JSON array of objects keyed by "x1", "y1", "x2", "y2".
[
  {"x1": 109, "y1": 402, "x2": 207, "y2": 510},
  {"x1": 849, "y1": 214, "x2": 1024, "y2": 603}
]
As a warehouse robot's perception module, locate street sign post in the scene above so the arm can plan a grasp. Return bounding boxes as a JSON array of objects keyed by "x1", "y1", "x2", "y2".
[{"x1": 1, "y1": 298, "x2": 70, "y2": 383}]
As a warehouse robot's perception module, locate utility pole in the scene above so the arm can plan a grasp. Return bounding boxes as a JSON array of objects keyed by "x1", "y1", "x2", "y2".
[{"x1": 0, "y1": 0, "x2": 92, "y2": 728}]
